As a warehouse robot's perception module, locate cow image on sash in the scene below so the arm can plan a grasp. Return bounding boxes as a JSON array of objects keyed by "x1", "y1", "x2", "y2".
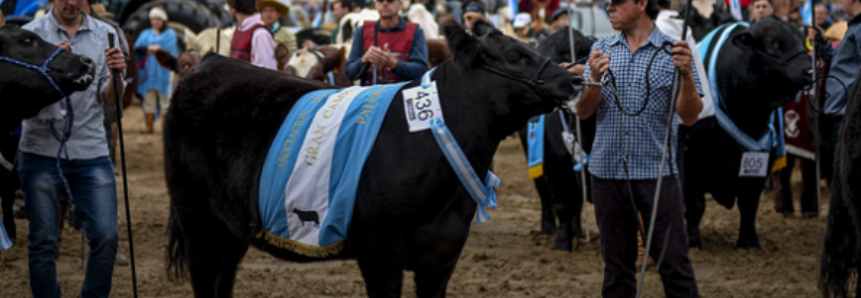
[
  {"x1": 231, "y1": 23, "x2": 269, "y2": 63},
  {"x1": 361, "y1": 20, "x2": 417, "y2": 85}
]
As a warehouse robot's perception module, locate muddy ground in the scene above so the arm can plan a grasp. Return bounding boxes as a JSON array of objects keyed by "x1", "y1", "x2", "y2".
[{"x1": 1, "y1": 105, "x2": 829, "y2": 297}]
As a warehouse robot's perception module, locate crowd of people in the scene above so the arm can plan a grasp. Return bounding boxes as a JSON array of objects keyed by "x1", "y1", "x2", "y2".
[{"x1": 2, "y1": 0, "x2": 860, "y2": 296}]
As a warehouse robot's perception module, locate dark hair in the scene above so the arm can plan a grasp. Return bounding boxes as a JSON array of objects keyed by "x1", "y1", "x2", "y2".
[
  {"x1": 656, "y1": 0, "x2": 670, "y2": 9},
  {"x1": 336, "y1": 0, "x2": 355, "y2": 11},
  {"x1": 633, "y1": 0, "x2": 660, "y2": 20},
  {"x1": 752, "y1": 0, "x2": 774, "y2": 6},
  {"x1": 229, "y1": 0, "x2": 257, "y2": 15},
  {"x1": 462, "y1": 1, "x2": 486, "y2": 16}
]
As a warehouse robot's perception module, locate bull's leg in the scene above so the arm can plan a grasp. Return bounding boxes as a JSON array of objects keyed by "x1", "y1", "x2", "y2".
[
  {"x1": 214, "y1": 235, "x2": 249, "y2": 298},
  {"x1": 546, "y1": 168, "x2": 583, "y2": 252},
  {"x1": 736, "y1": 179, "x2": 763, "y2": 250},
  {"x1": 684, "y1": 177, "x2": 705, "y2": 250},
  {"x1": 356, "y1": 250, "x2": 405, "y2": 298},
  {"x1": 414, "y1": 262, "x2": 458, "y2": 298},
  {"x1": 534, "y1": 177, "x2": 557, "y2": 235}
]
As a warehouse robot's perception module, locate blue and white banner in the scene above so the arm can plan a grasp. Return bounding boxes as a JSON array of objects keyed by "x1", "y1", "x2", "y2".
[
  {"x1": 257, "y1": 83, "x2": 407, "y2": 257},
  {"x1": 800, "y1": 0, "x2": 813, "y2": 26},
  {"x1": 0, "y1": 198, "x2": 13, "y2": 251},
  {"x1": 730, "y1": 0, "x2": 744, "y2": 21},
  {"x1": 527, "y1": 115, "x2": 544, "y2": 179}
]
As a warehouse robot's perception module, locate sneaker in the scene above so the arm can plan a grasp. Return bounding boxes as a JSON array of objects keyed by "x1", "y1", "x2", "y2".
[{"x1": 116, "y1": 251, "x2": 130, "y2": 266}]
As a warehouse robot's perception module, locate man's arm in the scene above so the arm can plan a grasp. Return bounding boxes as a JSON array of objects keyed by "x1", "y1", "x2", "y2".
[
  {"x1": 344, "y1": 26, "x2": 366, "y2": 80},
  {"x1": 101, "y1": 32, "x2": 126, "y2": 107},
  {"x1": 390, "y1": 27, "x2": 428, "y2": 79},
  {"x1": 672, "y1": 40, "x2": 703, "y2": 126},
  {"x1": 251, "y1": 28, "x2": 278, "y2": 70},
  {"x1": 575, "y1": 48, "x2": 608, "y2": 120}
]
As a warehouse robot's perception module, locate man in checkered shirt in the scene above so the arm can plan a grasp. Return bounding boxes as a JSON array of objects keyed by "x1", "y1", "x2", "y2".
[{"x1": 574, "y1": 0, "x2": 704, "y2": 295}]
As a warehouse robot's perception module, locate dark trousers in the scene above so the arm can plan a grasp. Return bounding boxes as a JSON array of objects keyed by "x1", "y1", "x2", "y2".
[
  {"x1": 592, "y1": 175, "x2": 699, "y2": 298},
  {"x1": 773, "y1": 155, "x2": 818, "y2": 214}
]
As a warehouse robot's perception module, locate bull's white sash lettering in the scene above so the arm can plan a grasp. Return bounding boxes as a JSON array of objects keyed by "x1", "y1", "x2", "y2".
[
  {"x1": 738, "y1": 152, "x2": 770, "y2": 177},
  {"x1": 257, "y1": 82, "x2": 408, "y2": 257},
  {"x1": 403, "y1": 81, "x2": 443, "y2": 133}
]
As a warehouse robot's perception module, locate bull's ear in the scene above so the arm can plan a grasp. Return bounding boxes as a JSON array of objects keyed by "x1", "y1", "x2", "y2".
[
  {"x1": 154, "y1": 49, "x2": 178, "y2": 72},
  {"x1": 472, "y1": 20, "x2": 497, "y2": 36},
  {"x1": 732, "y1": 32, "x2": 754, "y2": 50},
  {"x1": 442, "y1": 17, "x2": 480, "y2": 64}
]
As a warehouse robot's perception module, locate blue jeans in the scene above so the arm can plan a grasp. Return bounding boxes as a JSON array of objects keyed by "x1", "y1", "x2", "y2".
[{"x1": 19, "y1": 153, "x2": 118, "y2": 298}]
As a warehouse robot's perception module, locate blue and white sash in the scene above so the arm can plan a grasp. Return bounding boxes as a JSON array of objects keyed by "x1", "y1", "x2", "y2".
[
  {"x1": 699, "y1": 22, "x2": 787, "y2": 167},
  {"x1": 0, "y1": 198, "x2": 12, "y2": 250},
  {"x1": 527, "y1": 115, "x2": 545, "y2": 179},
  {"x1": 257, "y1": 83, "x2": 407, "y2": 257}
]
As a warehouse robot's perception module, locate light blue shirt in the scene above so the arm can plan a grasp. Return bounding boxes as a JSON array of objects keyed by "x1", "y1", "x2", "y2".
[{"x1": 21, "y1": 12, "x2": 119, "y2": 160}]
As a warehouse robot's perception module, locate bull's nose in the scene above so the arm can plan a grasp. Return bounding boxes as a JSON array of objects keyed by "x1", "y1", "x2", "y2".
[
  {"x1": 570, "y1": 75, "x2": 585, "y2": 85},
  {"x1": 80, "y1": 56, "x2": 94, "y2": 67}
]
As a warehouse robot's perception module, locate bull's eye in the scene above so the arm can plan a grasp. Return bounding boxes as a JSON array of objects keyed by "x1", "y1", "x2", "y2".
[{"x1": 22, "y1": 37, "x2": 32, "y2": 44}]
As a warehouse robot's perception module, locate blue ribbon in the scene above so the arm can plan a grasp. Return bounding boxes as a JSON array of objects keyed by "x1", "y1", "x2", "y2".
[{"x1": 429, "y1": 118, "x2": 499, "y2": 223}]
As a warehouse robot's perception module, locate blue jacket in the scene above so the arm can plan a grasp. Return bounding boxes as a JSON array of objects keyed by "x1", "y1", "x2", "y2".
[
  {"x1": 345, "y1": 18, "x2": 428, "y2": 82},
  {"x1": 816, "y1": 13, "x2": 861, "y2": 116},
  {"x1": 134, "y1": 28, "x2": 179, "y2": 98}
]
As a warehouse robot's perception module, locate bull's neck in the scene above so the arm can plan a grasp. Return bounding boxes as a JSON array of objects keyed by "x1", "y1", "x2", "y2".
[
  {"x1": 720, "y1": 68, "x2": 774, "y2": 140},
  {"x1": 428, "y1": 62, "x2": 510, "y2": 174}
]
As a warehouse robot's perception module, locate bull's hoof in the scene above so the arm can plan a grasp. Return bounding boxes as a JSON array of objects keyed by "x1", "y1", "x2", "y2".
[
  {"x1": 736, "y1": 237, "x2": 762, "y2": 250},
  {"x1": 688, "y1": 230, "x2": 702, "y2": 250},
  {"x1": 540, "y1": 221, "x2": 557, "y2": 235},
  {"x1": 551, "y1": 223, "x2": 574, "y2": 252}
]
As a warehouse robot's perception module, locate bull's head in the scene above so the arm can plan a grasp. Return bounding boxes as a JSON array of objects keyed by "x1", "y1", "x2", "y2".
[
  {"x1": 444, "y1": 19, "x2": 584, "y2": 126},
  {"x1": 0, "y1": 26, "x2": 95, "y2": 132},
  {"x1": 733, "y1": 16, "x2": 813, "y2": 108},
  {"x1": 155, "y1": 49, "x2": 202, "y2": 85},
  {"x1": 537, "y1": 26, "x2": 593, "y2": 65}
]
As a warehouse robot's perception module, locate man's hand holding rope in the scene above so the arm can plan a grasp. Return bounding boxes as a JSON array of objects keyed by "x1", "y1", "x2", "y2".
[{"x1": 670, "y1": 40, "x2": 702, "y2": 126}]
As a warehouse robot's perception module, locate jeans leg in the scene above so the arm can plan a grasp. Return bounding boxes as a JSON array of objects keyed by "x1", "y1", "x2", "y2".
[
  {"x1": 592, "y1": 176, "x2": 639, "y2": 298},
  {"x1": 636, "y1": 176, "x2": 699, "y2": 298},
  {"x1": 19, "y1": 153, "x2": 66, "y2": 298},
  {"x1": 71, "y1": 157, "x2": 118, "y2": 298}
]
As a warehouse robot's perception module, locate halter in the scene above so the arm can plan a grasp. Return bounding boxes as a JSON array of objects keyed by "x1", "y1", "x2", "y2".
[
  {"x1": 0, "y1": 47, "x2": 76, "y2": 203},
  {"x1": 479, "y1": 57, "x2": 552, "y2": 97}
]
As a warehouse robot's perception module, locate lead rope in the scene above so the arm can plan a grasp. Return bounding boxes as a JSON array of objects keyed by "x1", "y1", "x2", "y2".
[{"x1": 567, "y1": 0, "x2": 591, "y2": 244}]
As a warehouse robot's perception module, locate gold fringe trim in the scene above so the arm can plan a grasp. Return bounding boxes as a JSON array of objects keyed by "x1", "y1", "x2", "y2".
[
  {"x1": 771, "y1": 155, "x2": 787, "y2": 173},
  {"x1": 256, "y1": 230, "x2": 346, "y2": 258},
  {"x1": 528, "y1": 164, "x2": 544, "y2": 179}
]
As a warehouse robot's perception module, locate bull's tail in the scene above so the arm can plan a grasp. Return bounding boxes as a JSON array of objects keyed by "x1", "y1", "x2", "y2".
[
  {"x1": 166, "y1": 206, "x2": 188, "y2": 281},
  {"x1": 820, "y1": 169, "x2": 857, "y2": 298}
]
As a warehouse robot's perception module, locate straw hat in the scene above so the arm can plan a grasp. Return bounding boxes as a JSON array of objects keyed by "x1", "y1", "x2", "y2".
[{"x1": 256, "y1": 0, "x2": 291, "y2": 15}]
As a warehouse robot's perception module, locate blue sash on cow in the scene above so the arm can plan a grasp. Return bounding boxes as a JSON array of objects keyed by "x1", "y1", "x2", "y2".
[
  {"x1": 699, "y1": 22, "x2": 787, "y2": 172},
  {"x1": 0, "y1": 198, "x2": 12, "y2": 250},
  {"x1": 527, "y1": 115, "x2": 545, "y2": 179},
  {"x1": 257, "y1": 83, "x2": 408, "y2": 257}
]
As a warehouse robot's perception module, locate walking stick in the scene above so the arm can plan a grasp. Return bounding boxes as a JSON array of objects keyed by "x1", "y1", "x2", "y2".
[
  {"x1": 567, "y1": 0, "x2": 590, "y2": 243},
  {"x1": 108, "y1": 33, "x2": 140, "y2": 298}
]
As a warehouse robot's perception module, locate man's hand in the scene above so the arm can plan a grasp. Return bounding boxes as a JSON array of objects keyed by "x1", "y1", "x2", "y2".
[
  {"x1": 147, "y1": 44, "x2": 161, "y2": 53},
  {"x1": 104, "y1": 46, "x2": 125, "y2": 72},
  {"x1": 363, "y1": 44, "x2": 396, "y2": 68},
  {"x1": 57, "y1": 40, "x2": 72, "y2": 51},
  {"x1": 671, "y1": 40, "x2": 693, "y2": 76},
  {"x1": 588, "y1": 49, "x2": 609, "y2": 82},
  {"x1": 807, "y1": 25, "x2": 823, "y2": 42}
]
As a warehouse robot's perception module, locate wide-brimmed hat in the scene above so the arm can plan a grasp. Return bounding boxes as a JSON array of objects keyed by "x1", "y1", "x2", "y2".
[{"x1": 256, "y1": 0, "x2": 291, "y2": 15}]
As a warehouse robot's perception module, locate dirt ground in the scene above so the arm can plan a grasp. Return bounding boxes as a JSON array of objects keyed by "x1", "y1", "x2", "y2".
[{"x1": 0, "y1": 105, "x2": 829, "y2": 297}]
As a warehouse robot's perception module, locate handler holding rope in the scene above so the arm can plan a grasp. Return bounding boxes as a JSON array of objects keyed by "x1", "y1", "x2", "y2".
[
  {"x1": 20, "y1": 0, "x2": 125, "y2": 295},
  {"x1": 574, "y1": 0, "x2": 703, "y2": 295}
]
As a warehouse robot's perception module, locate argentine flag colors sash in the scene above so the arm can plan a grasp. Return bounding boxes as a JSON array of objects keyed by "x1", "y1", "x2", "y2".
[
  {"x1": 0, "y1": 198, "x2": 12, "y2": 250},
  {"x1": 699, "y1": 23, "x2": 787, "y2": 172},
  {"x1": 257, "y1": 83, "x2": 407, "y2": 257},
  {"x1": 527, "y1": 115, "x2": 545, "y2": 179}
]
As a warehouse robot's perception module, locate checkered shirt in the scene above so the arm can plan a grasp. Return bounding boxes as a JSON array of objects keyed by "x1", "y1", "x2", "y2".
[{"x1": 583, "y1": 26, "x2": 704, "y2": 180}]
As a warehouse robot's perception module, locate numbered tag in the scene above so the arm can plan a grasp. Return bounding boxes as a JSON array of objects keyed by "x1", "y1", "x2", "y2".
[
  {"x1": 738, "y1": 152, "x2": 769, "y2": 177},
  {"x1": 403, "y1": 82, "x2": 443, "y2": 132}
]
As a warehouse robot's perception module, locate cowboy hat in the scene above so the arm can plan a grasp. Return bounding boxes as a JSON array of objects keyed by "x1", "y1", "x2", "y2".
[{"x1": 256, "y1": 0, "x2": 291, "y2": 15}]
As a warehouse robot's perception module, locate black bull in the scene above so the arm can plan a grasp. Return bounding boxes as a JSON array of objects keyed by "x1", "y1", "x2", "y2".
[
  {"x1": 516, "y1": 27, "x2": 596, "y2": 252},
  {"x1": 820, "y1": 65, "x2": 861, "y2": 298},
  {"x1": 683, "y1": 16, "x2": 812, "y2": 250},
  {"x1": 1, "y1": 26, "x2": 96, "y2": 242},
  {"x1": 163, "y1": 20, "x2": 584, "y2": 297}
]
